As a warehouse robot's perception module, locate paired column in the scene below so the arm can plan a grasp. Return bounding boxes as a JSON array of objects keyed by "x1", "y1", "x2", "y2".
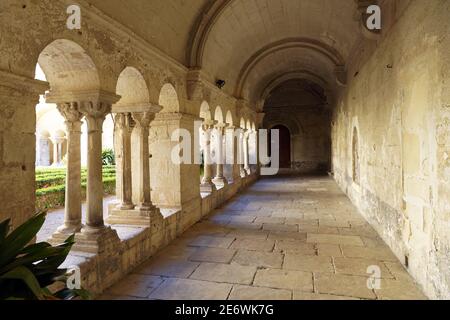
[
  {"x1": 51, "y1": 136, "x2": 65, "y2": 166},
  {"x1": 107, "y1": 103, "x2": 162, "y2": 226},
  {"x1": 53, "y1": 102, "x2": 83, "y2": 237},
  {"x1": 115, "y1": 113, "x2": 135, "y2": 210},
  {"x1": 225, "y1": 125, "x2": 242, "y2": 183},
  {"x1": 212, "y1": 124, "x2": 227, "y2": 187},
  {"x1": 239, "y1": 129, "x2": 247, "y2": 178},
  {"x1": 132, "y1": 111, "x2": 157, "y2": 211},
  {"x1": 200, "y1": 121, "x2": 216, "y2": 193},
  {"x1": 244, "y1": 129, "x2": 251, "y2": 175}
]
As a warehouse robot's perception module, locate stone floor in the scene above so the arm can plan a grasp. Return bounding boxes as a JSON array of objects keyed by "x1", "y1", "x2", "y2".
[
  {"x1": 36, "y1": 196, "x2": 115, "y2": 242},
  {"x1": 100, "y1": 175, "x2": 427, "y2": 300}
]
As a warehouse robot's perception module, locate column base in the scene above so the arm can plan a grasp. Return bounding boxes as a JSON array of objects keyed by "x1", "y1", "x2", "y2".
[
  {"x1": 72, "y1": 226, "x2": 121, "y2": 254},
  {"x1": 212, "y1": 176, "x2": 228, "y2": 188},
  {"x1": 106, "y1": 206, "x2": 161, "y2": 226},
  {"x1": 200, "y1": 182, "x2": 217, "y2": 194},
  {"x1": 48, "y1": 224, "x2": 83, "y2": 246},
  {"x1": 116, "y1": 202, "x2": 135, "y2": 211}
]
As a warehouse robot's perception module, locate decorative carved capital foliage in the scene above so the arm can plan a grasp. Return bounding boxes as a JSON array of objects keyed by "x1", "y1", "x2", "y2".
[
  {"x1": 115, "y1": 113, "x2": 135, "y2": 132},
  {"x1": 80, "y1": 101, "x2": 112, "y2": 131},
  {"x1": 81, "y1": 101, "x2": 112, "y2": 119},
  {"x1": 57, "y1": 102, "x2": 83, "y2": 123},
  {"x1": 132, "y1": 112, "x2": 156, "y2": 128}
]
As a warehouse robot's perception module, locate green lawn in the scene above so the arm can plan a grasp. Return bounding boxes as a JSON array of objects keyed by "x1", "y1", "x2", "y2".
[{"x1": 35, "y1": 166, "x2": 116, "y2": 211}]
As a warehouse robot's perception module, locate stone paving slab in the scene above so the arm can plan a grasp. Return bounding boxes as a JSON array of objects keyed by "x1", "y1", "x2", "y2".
[
  {"x1": 190, "y1": 262, "x2": 257, "y2": 285},
  {"x1": 101, "y1": 176, "x2": 426, "y2": 300}
]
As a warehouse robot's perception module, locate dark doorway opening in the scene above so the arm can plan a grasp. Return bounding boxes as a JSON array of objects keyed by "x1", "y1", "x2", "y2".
[{"x1": 269, "y1": 125, "x2": 291, "y2": 169}]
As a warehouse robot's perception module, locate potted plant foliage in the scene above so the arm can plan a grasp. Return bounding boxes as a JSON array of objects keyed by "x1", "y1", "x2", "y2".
[{"x1": 0, "y1": 212, "x2": 89, "y2": 300}]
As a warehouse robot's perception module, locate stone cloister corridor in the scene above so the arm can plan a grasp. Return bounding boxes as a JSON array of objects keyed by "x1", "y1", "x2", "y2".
[
  {"x1": 101, "y1": 176, "x2": 426, "y2": 300},
  {"x1": 0, "y1": 0, "x2": 449, "y2": 303}
]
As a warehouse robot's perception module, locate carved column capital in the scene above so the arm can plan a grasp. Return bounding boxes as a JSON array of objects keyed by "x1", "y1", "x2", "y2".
[
  {"x1": 57, "y1": 102, "x2": 83, "y2": 125},
  {"x1": 80, "y1": 101, "x2": 112, "y2": 132},
  {"x1": 132, "y1": 111, "x2": 156, "y2": 128},
  {"x1": 115, "y1": 112, "x2": 135, "y2": 132}
]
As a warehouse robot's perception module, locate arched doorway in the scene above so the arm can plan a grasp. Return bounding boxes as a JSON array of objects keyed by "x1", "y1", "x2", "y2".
[{"x1": 271, "y1": 125, "x2": 291, "y2": 169}]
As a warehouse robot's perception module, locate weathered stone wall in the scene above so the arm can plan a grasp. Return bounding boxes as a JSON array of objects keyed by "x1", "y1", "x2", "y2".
[{"x1": 332, "y1": 0, "x2": 450, "y2": 299}]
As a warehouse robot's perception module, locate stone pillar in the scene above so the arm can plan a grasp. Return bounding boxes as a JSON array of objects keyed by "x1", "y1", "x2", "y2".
[
  {"x1": 244, "y1": 130, "x2": 251, "y2": 175},
  {"x1": 115, "y1": 113, "x2": 135, "y2": 210},
  {"x1": 213, "y1": 124, "x2": 228, "y2": 187},
  {"x1": 200, "y1": 122, "x2": 216, "y2": 193},
  {"x1": 0, "y1": 70, "x2": 49, "y2": 229},
  {"x1": 50, "y1": 102, "x2": 83, "y2": 240},
  {"x1": 249, "y1": 129, "x2": 258, "y2": 175},
  {"x1": 239, "y1": 129, "x2": 247, "y2": 178},
  {"x1": 150, "y1": 112, "x2": 202, "y2": 232},
  {"x1": 225, "y1": 125, "x2": 241, "y2": 183},
  {"x1": 80, "y1": 101, "x2": 109, "y2": 233},
  {"x1": 132, "y1": 111, "x2": 157, "y2": 211}
]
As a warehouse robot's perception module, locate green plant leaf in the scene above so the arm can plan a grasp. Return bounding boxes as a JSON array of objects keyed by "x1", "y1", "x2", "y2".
[
  {"x1": 0, "y1": 212, "x2": 47, "y2": 265},
  {"x1": 0, "y1": 219, "x2": 11, "y2": 244},
  {"x1": 0, "y1": 266, "x2": 44, "y2": 300}
]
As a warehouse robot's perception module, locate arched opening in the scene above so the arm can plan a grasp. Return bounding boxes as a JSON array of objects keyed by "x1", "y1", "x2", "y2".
[
  {"x1": 113, "y1": 67, "x2": 152, "y2": 211},
  {"x1": 36, "y1": 130, "x2": 52, "y2": 167},
  {"x1": 158, "y1": 83, "x2": 180, "y2": 113},
  {"x1": 352, "y1": 127, "x2": 360, "y2": 185},
  {"x1": 271, "y1": 125, "x2": 291, "y2": 169},
  {"x1": 198, "y1": 101, "x2": 212, "y2": 184},
  {"x1": 223, "y1": 111, "x2": 234, "y2": 182},
  {"x1": 34, "y1": 39, "x2": 106, "y2": 241}
]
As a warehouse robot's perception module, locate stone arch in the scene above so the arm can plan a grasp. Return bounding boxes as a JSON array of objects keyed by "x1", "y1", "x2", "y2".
[
  {"x1": 240, "y1": 118, "x2": 246, "y2": 129},
  {"x1": 214, "y1": 106, "x2": 224, "y2": 124},
  {"x1": 116, "y1": 67, "x2": 150, "y2": 105},
  {"x1": 257, "y1": 70, "x2": 329, "y2": 108},
  {"x1": 225, "y1": 110, "x2": 234, "y2": 126},
  {"x1": 199, "y1": 101, "x2": 212, "y2": 120},
  {"x1": 36, "y1": 130, "x2": 52, "y2": 167},
  {"x1": 37, "y1": 39, "x2": 101, "y2": 93},
  {"x1": 235, "y1": 38, "x2": 345, "y2": 97},
  {"x1": 186, "y1": 0, "x2": 234, "y2": 67},
  {"x1": 352, "y1": 126, "x2": 360, "y2": 185},
  {"x1": 263, "y1": 114, "x2": 302, "y2": 136},
  {"x1": 158, "y1": 83, "x2": 180, "y2": 113}
]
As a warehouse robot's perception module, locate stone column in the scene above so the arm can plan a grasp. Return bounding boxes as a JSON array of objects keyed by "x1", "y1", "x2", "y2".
[
  {"x1": 107, "y1": 104, "x2": 162, "y2": 226},
  {"x1": 51, "y1": 136, "x2": 65, "y2": 166},
  {"x1": 132, "y1": 111, "x2": 156, "y2": 211},
  {"x1": 239, "y1": 129, "x2": 247, "y2": 178},
  {"x1": 244, "y1": 129, "x2": 251, "y2": 175},
  {"x1": 50, "y1": 102, "x2": 83, "y2": 239},
  {"x1": 225, "y1": 125, "x2": 241, "y2": 183},
  {"x1": 115, "y1": 113, "x2": 135, "y2": 210},
  {"x1": 213, "y1": 124, "x2": 228, "y2": 187},
  {"x1": 80, "y1": 101, "x2": 111, "y2": 234},
  {"x1": 200, "y1": 122, "x2": 217, "y2": 193}
]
